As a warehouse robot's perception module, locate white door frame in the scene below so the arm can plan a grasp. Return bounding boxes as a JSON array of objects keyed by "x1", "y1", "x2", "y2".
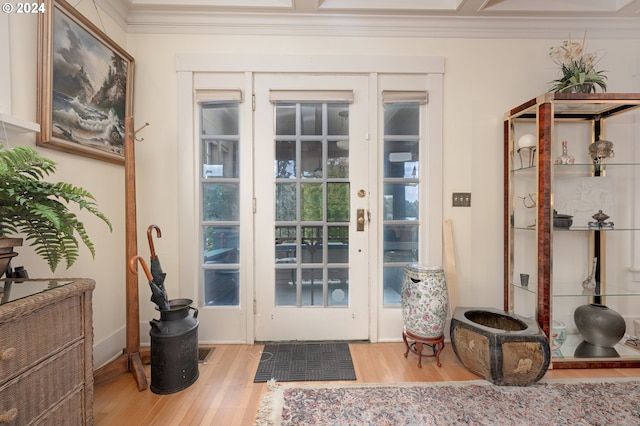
[{"x1": 176, "y1": 55, "x2": 444, "y2": 344}]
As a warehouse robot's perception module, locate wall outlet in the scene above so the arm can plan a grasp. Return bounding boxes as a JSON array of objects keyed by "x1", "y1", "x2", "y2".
[{"x1": 452, "y1": 192, "x2": 471, "y2": 207}]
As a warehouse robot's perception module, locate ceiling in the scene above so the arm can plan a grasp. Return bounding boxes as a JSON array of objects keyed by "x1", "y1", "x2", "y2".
[{"x1": 100, "y1": 0, "x2": 640, "y2": 38}]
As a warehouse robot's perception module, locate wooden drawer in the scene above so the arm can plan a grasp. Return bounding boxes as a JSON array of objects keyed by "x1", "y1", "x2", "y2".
[
  {"x1": 0, "y1": 296, "x2": 83, "y2": 384},
  {"x1": 0, "y1": 342, "x2": 84, "y2": 425}
]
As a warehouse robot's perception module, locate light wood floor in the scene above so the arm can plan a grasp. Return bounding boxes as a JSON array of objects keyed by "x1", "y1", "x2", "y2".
[{"x1": 94, "y1": 343, "x2": 640, "y2": 425}]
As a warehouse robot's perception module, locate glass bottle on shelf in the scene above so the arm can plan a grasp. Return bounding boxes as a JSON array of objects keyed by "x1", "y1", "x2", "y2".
[{"x1": 554, "y1": 140, "x2": 575, "y2": 164}]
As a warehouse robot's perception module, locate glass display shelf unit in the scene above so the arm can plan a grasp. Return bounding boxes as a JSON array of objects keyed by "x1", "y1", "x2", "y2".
[
  {"x1": 514, "y1": 227, "x2": 640, "y2": 232},
  {"x1": 0, "y1": 279, "x2": 73, "y2": 305},
  {"x1": 515, "y1": 162, "x2": 640, "y2": 173},
  {"x1": 504, "y1": 92, "x2": 640, "y2": 369},
  {"x1": 552, "y1": 334, "x2": 640, "y2": 360},
  {"x1": 511, "y1": 281, "x2": 640, "y2": 298}
]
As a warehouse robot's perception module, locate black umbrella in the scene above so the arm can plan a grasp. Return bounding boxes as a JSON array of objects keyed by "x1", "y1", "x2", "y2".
[
  {"x1": 147, "y1": 224, "x2": 168, "y2": 301},
  {"x1": 129, "y1": 255, "x2": 170, "y2": 311}
]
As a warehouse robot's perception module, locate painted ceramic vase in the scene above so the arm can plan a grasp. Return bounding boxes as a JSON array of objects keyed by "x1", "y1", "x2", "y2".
[
  {"x1": 551, "y1": 320, "x2": 567, "y2": 352},
  {"x1": 401, "y1": 264, "x2": 448, "y2": 338},
  {"x1": 574, "y1": 303, "x2": 626, "y2": 348}
]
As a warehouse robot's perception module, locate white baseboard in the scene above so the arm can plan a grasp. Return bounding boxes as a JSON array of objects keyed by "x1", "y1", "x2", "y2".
[
  {"x1": 93, "y1": 326, "x2": 126, "y2": 369},
  {"x1": 93, "y1": 321, "x2": 152, "y2": 369}
]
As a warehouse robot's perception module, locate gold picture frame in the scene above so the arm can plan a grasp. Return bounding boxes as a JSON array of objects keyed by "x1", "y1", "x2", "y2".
[{"x1": 37, "y1": 0, "x2": 134, "y2": 164}]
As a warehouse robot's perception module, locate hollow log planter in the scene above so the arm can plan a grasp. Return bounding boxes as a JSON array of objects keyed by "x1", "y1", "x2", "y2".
[{"x1": 450, "y1": 307, "x2": 550, "y2": 386}]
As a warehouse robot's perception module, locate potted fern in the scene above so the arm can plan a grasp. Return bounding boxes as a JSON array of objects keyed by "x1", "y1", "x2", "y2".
[{"x1": 0, "y1": 144, "x2": 112, "y2": 275}]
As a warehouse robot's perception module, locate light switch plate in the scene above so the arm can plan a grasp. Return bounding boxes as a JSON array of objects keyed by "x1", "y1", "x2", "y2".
[{"x1": 452, "y1": 192, "x2": 471, "y2": 207}]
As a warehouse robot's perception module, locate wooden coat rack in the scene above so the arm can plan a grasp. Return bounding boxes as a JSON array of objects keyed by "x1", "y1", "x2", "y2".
[{"x1": 93, "y1": 117, "x2": 150, "y2": 391}]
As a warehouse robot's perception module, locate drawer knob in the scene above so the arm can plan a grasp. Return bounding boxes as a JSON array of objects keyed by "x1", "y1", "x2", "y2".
[
  {"x1": 0, "y1": 347, "x2": 16, "y2": 361},
  {"x1": 0, "y1": 408, "x2": 18, "y2": 423}
]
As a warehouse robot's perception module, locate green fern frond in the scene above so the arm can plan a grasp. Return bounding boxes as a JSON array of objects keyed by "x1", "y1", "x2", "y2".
[{"x1": 0, "y1": 144, "x2": 112, "y2": 272}]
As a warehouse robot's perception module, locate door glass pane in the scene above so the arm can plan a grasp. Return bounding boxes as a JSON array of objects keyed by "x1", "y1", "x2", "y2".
[
  {"x1": 301, "y1": 183, "x2": 323, "y2": 221},
  {"x1": 275, "y1": 267, "x2": 296, "y2": 306},
  {"x1": 202, "y1": 103, "x2": 238, "y2": 135},
  {"x1": 202, "y1": 140, "x2": 238, "y2": 178},
  {"x1": 200, "y1": 101, "x2": 241, "y2": 307},
  {"x1": 301, "y1": 268, "x2": 323, "y2": 306},
  {"x1": 275, "y1": 226, "x2": 297, "y2": 263},
  {"x1": 383, "y1": 102, "x2": 421, "y2": 305},
  {"x1": 327, "y1": 140, "x2": 349, "y2": 178},
  {"x1": 328, "y1": 226, "x2": 348, "y2": 263},
  {"x1": 384, "y1": 140, "x2": 419, "y2": 178},
  {"x1": 275, "y1": 183, "x2": 296, "y2": 221},
  {"x1": 203, "y1": 183, "x2": 239, "y2": 221},
  {"x1": 382, "y1": 267, "x2": 403, "y2": 304},
  {"x1": 275, "y1": 104, "x2": 295, "y2": 135},
  {"x1": 384, "y1": 104, "x2": 419, "y2": 135},
  {"x1": 328, "y1": 104, "x2": 349, "y2": 136},
  {"x1": 328, "y1": 267, "x2": 348, "y2": 306},
  {"x1": 383, "y1": 183, "x2": 419, "y2": 221},
  {"x1": 383, "y1": 224, "x2": 418, "y2": 263},
  {"x1": 301, "y1": 141, "x2": 323, "y2": 178},
  {"x1": 327, "y1": 183, "x2": 349, "y2": 222},
  {"x1": 301, "y1": 104, "x2": 322, "y2": 135},
  {"x1": 204, "y1": 269, "x2": 238, "y2": 305},
  {"x1": 301, "y1": 226, "x2": 322, "y2": 264},
  {"x1": 203, "y1": 225, "x2": 239, "y2": 263},
  {"x1": 274, "y1": 101, "x2": 350, "y2": 308},
  {"x1": 275, "y1": 140, "x2": 296, "y2": 178}
]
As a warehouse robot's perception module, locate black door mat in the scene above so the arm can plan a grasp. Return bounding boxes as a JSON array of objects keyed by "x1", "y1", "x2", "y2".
[{"x1": 253, "y1": 342, "x2": 356, "y2": 382}]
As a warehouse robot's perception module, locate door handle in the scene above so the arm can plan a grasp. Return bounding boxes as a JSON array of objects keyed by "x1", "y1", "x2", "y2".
[{"x1": 357, "y1": 209, "x2": 365, "y2": 231}]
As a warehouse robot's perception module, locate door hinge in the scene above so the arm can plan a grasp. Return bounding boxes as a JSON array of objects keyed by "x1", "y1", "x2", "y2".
[
  {"x1": 253, "y1": 299, "x2": 257, "y2": 314},
  {"x1": 253, "y1": 198, "x2": 257, "y2": 213},
  {"x1": 252, "y1": 94, "x2": 256, "y2": 111}
]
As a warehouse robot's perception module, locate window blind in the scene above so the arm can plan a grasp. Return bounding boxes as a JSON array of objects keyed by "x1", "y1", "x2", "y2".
[
  {"x1": 381, "y1": 90, "x2": 428, "y2": 104},
  {"x1": 269, "y1": 90, "x2": 354, "y2": 103},
  {"x1": 195, "y1": 89, "x2": 243, "y2": 103}
]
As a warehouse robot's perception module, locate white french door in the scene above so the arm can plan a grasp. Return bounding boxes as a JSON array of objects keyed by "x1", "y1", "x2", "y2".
[
  {"x1": 177, "y1": 55, "x2": 444, "y2": 344},
  {"x1": 253, "y1": 74, "x2": 371, "y2": 341}
]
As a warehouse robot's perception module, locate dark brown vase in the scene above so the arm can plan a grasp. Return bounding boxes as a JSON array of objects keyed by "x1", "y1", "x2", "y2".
[{"x1": 574, "y1": 303, "x2": 626, "y2": 348}]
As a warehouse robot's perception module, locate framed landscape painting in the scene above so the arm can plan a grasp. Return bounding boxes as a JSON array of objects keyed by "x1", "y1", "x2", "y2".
[{"x1": 37, "y1": 0, "x2": 134, "y2": 164}]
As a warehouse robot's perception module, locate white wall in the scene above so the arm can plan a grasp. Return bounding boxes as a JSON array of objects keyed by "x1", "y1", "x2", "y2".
[
  {"x1": 129, "y1": 33, "x2": 639, "y2": 310},
  {"x1": 7, "y1": 4, "x2": 640, "y2": 365},
  {"x1": 7, "y1": 5, "x2": 129, "y2": 367}
]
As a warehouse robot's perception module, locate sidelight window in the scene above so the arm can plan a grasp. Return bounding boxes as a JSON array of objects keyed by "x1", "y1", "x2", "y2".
[
  {"x1": 382, "y1": 101, "x2": 422, "y2": 305},
  {"x1": 200, "y1": 102, "x2": 241, "y2": 306}
]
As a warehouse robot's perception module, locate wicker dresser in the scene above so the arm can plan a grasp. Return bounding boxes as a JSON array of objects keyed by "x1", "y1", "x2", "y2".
[{"x1": 0, "y1": 279, "x2": 95, "y2": 425}]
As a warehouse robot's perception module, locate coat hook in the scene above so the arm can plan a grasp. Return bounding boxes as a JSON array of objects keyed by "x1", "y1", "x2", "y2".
[{"x1": 133, "y1": 122, "x2": 150, "y2": 142}]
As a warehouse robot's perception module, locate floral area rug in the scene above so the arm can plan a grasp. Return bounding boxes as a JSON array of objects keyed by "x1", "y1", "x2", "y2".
[{"x1": 254, "y1": 378, "x2": 640, "y2": 425}]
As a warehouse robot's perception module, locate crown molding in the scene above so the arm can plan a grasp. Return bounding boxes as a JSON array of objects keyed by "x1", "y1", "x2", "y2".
[
  {"x1": 96, "y1": 0, "x2": 640, "y2": 39},
  {"x1": 124, "y1": 12, "x2": 640, "y2": 39}
]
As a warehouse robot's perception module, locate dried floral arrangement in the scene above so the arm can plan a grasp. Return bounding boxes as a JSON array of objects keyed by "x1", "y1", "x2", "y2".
[{"x1": 548, "y1": 33, "x2": 607, "y2": 93}]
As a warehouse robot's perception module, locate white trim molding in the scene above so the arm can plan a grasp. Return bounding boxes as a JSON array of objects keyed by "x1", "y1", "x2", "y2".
[
  {"x1": 127, "y1": 13, "x2": 640, "y2": 39},
  {"x1": 102, "y1": 0, "x2": 640, "y2": 39}
]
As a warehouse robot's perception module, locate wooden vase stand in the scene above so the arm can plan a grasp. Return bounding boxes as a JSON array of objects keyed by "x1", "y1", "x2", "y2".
[{"x1": 402, "y1": 327, "x2": 444, "y2": 368}]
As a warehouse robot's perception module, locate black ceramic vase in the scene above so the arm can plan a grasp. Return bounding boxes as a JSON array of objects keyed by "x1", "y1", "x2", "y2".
[{"x1": 574, "y1": 303, "x2": 626, "y2": 348}]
